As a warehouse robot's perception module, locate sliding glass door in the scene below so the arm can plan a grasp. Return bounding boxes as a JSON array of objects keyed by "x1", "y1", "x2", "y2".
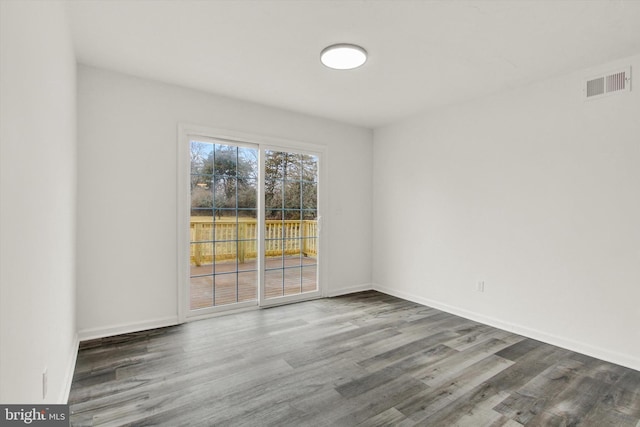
[
  {"x1": 261, "y1": 149, "x2": 320, "y2": 305},
  {"x1": 182, "y1": 129, "x2": 323, "y2": 317}
]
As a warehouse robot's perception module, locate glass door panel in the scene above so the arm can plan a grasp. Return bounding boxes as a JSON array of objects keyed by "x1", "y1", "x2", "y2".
[
  {"x1": 189, "y1": 139, "x2": 258, "y2": 312},
  {"x1": 262, "y1": 150, "x2": 319, "y2": 303}
]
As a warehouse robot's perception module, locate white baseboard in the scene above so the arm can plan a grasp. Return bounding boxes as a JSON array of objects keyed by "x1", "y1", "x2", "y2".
[
  {"x1": 78, "y1": 316, "x2": 179, "y2": 342},
  {"x1": 326, "y1": 283, "x2": 373, "y2": 297},
  {"x1": 373, "y1": 284, "x2": 640, "y2": 372},
  {"x1": 58, "y1": 333, "x2": 79, "y2": 403}
]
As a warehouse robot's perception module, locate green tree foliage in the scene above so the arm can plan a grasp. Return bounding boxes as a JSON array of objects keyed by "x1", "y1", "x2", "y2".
[
  {"x1": 264, "y1": 151, "x2": 317, "y2": 220},
  {"x1": 191, "y1": 142, "x2": 317, "y2": 219}
]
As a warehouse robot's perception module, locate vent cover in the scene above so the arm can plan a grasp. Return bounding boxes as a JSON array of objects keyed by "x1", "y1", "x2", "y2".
[{"x1": 584, "y1": 67, "x2": 631, "y2": 100}]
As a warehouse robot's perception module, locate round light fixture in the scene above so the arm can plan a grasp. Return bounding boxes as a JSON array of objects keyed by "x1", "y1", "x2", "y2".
[{"x1": 320, "y1": 44, "x2": 367, "y2": 70}]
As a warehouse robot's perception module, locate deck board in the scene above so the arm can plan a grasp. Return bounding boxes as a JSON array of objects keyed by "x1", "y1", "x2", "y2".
[{"x1": 190, "y1": 256, "x2": 317, "y2": 309}]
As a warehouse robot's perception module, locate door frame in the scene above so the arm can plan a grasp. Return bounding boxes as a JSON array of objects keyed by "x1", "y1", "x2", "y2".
[{"x1": 177, "y1": 123, "x2": 327, "y2": 322}]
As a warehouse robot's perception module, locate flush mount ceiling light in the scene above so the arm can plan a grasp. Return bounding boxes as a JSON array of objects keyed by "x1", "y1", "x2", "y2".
[{"x1": 320, "y1": 44, "x2": 367, "y2": 70}]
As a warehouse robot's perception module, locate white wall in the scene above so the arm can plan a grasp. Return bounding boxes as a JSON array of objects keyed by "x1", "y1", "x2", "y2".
[
  {"x1": 77, "y1": 66, "x2": 373, "y2": 338},
  {"x1": 373, "y1": 55, "x2": 640, "y2": 370},
  {"x1": 0, "y1": 1, "x2": 78, "y2": 403}
]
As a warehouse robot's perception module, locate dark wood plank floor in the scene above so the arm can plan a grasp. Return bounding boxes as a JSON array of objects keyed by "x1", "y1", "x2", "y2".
[{"x1": 69, "y1": 291, "x2": 640, "y2": 426}]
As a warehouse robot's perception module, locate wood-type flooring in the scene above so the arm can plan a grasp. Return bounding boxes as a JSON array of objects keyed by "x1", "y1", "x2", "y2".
[{"x1": 69, "y1": 291, "x2": 640, "y2": 426}]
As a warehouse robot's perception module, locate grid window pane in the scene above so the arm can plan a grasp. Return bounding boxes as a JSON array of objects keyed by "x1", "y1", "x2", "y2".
[
  {"x1": 214, "y1": 144, "x2": 237, "y2": 176},
  {"x1": 214, "y1": 177, "x2": 236, "y2": 209},
  {"x1": 191, "y1": 220, "x2": 214, "y2": 243},
  {"x1": 284, "y1": 268, "x2": 302, "y2": 295},
  {"x1": 282, "y1": 238, "x2": 301, "y2": 256},
  {"x1": 302, "y1": 182, "x2": 317, "y2": 209},
  {"x1": 237, "y1": 178, "x2": 257, "y2": 209},
  {"x1": 265, "y1": 150, "x2": 285, "y2": 179},
  {"x1": 301, "y1": 154, "x2": 318, "y2": 182},
  {"x1": 284, "y1": 181, "x2": 301, "y2": 209},
  {"x1": 284, "y1": 251, "x2": 302, "y2": 268},
  {"x1": 213, "y1": 220, "x2": 236, "y2": 241},
  {"x1": 190, "y1": 275, "x2": 213, "y2": 310},
  {"x1": 191, "y1": 180, "x2": 213, "y2": 208},
  {"x1": 238, "y1": 147, "x2": 258, "y2": 179},
  {"x1": 238, "y1": 209, "x2": 257, "y2": 219},
  {"x1": 283, "y1": 222, "x2": 302, "y2": 239},
  {"x1": 302, "y1": 265, "x2": 317, "y2": 293},
  {"x1": 301, "y1": 238, "x2": 318, "y2": 259},
  {"x1": 237, "y1": 239, "x2": 258, "y2": 271},
  {"x1": 214, "y1": 273, "x2": 237, "y2": 306},
  {"x1": 302, "y1": 210, "x2": 317, "y2": 221},
  {"x1": 265, "y1": 219, "x2": 284, "y2": 240},
  {"x1": 302, "y1": 220, "x2": 318, "y2": 238},
  {"x1": 238, "y1": 271, "x2": 257, "y2": 302},
  {"x1": 190, "y1": 242, "x2": 214, "y2": 275},
  {"x1": 264, "y1": 269, "x2": 284, "y2": 298},
  {"x1": 190, "y1": 142, "x2": 214, "y2": 175},
  {"x1": 265, "y1": 241, "x2": 284, "y2": 268},
  {"x1": 283, "y1": 210, "x2": 301, "y2": 221},
  {"x1": 191, "y1": 207, "x2": 212, "y2": 217}
]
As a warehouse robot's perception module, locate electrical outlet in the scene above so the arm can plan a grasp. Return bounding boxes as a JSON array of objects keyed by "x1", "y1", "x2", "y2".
[
  {"x1": 477, "y1": 281, "x2": 485, "y2": 292},
  {"x1": 42, "y1": 368, "x2": 48, "y2": 399}
]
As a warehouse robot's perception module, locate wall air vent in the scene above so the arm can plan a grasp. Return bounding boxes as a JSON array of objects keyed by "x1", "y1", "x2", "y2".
[{"x1": 584, "y1": 67, "x2": 631, "y2": 100}]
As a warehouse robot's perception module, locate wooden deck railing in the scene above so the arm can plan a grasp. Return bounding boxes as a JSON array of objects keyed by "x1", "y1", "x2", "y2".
[{"x1": 191, "y1": 218, "x2": 317, "y2": 265}]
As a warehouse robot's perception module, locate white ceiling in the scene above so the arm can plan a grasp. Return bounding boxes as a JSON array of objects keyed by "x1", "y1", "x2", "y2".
[{"x1": 66, "y1": 0, "x2": 640, "y2": 129}]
